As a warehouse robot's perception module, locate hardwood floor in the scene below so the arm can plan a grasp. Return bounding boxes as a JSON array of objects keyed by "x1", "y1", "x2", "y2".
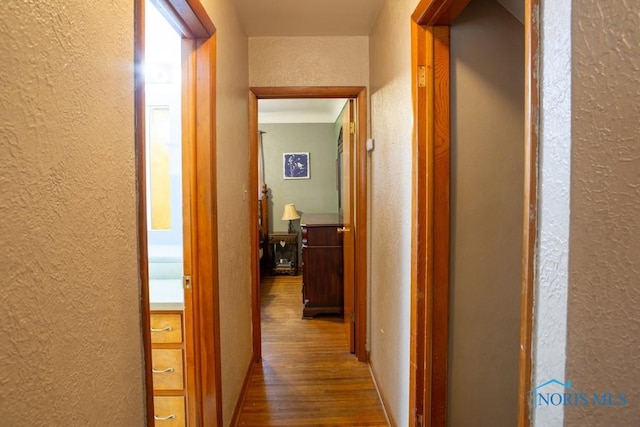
[{"x1": 236, "y1": 275, "x2": 388, "y2": 426}]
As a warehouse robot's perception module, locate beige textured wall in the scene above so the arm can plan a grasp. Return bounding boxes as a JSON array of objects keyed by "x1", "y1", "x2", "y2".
[
  {"x1": 448, "y1": 0, "x2": 524, "y2": 425},
  {"x1": 368, "y1": 0, "x2": 419, "y2": 425},
  {"x1": 565, "y1": 1, "x2": 640, "y2": 424},
  {"x1": 0, "y1": 1, "x2": 144, "y2": 426},
  {"x1": 249, "y1": 36, "x2": 369, "y2": 87},
  {"x1": 201, "y1": 1, "x2": 252, "y2": 425}
]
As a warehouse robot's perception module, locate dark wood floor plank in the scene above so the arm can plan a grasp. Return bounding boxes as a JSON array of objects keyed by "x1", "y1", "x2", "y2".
[{"x1": 237, "y1": 275, "x2": 388, "y2": 426}]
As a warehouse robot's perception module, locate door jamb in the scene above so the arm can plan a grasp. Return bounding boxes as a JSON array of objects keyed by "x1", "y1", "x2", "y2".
[
  {"x1": 249, "y1": 86, "x2": 369, "y2": 362},
  {"x1": 409, "y1": 1, "x2": 539, "y2": 426},
  {"x1": 135, "y1": 0, "x2": 222, "y2": 425}
]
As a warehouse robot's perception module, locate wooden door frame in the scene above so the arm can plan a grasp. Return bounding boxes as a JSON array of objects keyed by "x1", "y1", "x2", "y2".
[
  {"x1": 409, "y1": 1, "x2": 539, "y2": 426},
  {"x1": 249, "y1": 86, "x2": 369, "y2": 362},
  {"x1": 135, "y1": 0, "x2": 222, "y2": 425}
]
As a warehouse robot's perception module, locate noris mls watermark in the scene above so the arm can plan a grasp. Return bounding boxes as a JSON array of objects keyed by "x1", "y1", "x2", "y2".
[{"x1": 531, "y1": 379, "x2": 628, "y2": 408}]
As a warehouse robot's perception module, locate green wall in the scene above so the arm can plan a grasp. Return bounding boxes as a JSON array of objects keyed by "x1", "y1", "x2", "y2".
[{"x1": 260, "y1": 123, "x2": 339, "y2": 233}]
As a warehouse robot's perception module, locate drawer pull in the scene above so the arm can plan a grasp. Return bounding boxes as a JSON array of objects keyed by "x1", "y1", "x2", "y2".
[
  {"x1": 152, "y1": 367, "x2": 175, "y2": 374},
  {"x1": 151, "y1": 326, "x2": 173, "y2": 332},
  {"x1": 155, "y1": 414, "x2": 176, "y2": 421}
]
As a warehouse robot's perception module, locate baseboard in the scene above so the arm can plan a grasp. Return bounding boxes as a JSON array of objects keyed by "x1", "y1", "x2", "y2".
[
  {"x1": 368, "y1": 354, "x2": 397, "y2": 427},
  {"x1": 229, "y1": 358, "x2": 257, "y2": 427}
]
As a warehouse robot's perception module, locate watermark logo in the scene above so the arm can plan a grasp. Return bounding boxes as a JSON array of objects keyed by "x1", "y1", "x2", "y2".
[{"x1": 531, "y1": 379, "x2": 628, "y2": 408}]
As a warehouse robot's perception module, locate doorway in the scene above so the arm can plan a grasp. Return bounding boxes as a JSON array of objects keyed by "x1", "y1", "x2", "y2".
[
  {"x1": 249, "y1": 87, "x2": 369, "y2": 363},
  {"x1": 409, "y1": 0, "x2": 538, "y2": 426},
  {"x1": 135, "y1": 0, "x2": 221, "y2": 424}
]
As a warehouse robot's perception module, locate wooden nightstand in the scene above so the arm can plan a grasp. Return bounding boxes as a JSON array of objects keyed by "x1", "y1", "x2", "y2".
[{"x1": 269, "y1": 232, "x2": 298, "y2": 275}]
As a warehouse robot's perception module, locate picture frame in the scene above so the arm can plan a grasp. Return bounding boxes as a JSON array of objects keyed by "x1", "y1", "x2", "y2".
[{"x1": 283, "y1": 152, "x2": 310, "y2": 179}]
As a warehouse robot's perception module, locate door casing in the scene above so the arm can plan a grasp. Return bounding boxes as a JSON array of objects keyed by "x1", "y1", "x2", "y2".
[
  {"x1": 135, "y1": 0, "x2": 222, "y2": 425},
  {"x1": 249, "y1": 87, "x2": 369, "y2": 362},
  {"x1": 409, "y1": 0, "x2": 539, "y2": 426}
]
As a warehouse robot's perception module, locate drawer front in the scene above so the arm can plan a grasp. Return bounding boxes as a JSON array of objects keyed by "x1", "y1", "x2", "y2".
[
  {"x1": 302, "y1": 225, "x2": 342, "y2": 247},
  {"x1": 152, "y1": 349, "x2": 184, "y2": 390},
  {"x1": 150, "y1": 313, "x2": 183, "y2": 344},
  {"x1": 154, "y1": 396, "x2": 186, "y2": 427}
]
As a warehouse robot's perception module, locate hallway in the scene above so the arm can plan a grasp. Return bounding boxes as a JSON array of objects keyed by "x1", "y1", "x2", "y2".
[{"x1": 236, "y1": 275, "x2": 388, "y2": 426}]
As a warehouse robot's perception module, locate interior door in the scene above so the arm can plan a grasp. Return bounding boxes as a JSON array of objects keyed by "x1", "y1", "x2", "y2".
[{"x1": 341, "y1": 99, "x2": 356, "y2": 353}]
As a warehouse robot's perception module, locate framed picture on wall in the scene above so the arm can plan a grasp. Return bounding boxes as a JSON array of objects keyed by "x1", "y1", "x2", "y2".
[{"x1": 283, "y1": 152, "x2": 310, "y2": 179}]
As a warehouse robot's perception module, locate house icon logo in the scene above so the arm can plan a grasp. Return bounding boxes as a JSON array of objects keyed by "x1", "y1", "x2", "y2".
[
  {"x1": 531, "y1": 378, "x2": 628, "y2": 408},
  {"x1": 530, "y1": 379, "x2": 580, "y2": 408}
]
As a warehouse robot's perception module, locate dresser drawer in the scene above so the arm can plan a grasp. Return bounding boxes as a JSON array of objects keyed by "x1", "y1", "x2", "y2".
[
  {"x1": 152, "y1": 349, "x2": 184, "y2": 390},
  {"x1": 302, "y1": 225, "x2": 342, "y2": 247},
  {"x1": 154, "y1": 396, "x2": 186, "y2": 427},
  {"x1": 150, "y1": 313, "x2": 183, "y2": 344}
]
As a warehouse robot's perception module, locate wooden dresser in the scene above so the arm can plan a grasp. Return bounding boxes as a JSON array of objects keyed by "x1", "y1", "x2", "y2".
[
  {"x1": 150, "y1": 305, "x2": 187, "y2": 427},
  {"x1": 300, "y1": 213, "x2": 344, "y2": 319}
]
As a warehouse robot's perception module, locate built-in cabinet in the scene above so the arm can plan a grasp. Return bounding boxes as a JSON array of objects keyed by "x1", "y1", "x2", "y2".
[
  {"x1": 301, "y1": 213, "x2": 344, "y2": 319},
  {"x1": 150, "y1": 306, "x2": 187, "y2": 427}
]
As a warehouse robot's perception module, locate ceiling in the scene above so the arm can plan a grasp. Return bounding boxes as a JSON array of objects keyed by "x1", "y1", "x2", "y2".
[
  {"x1": 234, "y1": 0, "x2": 386, "y2": 37},
  {"x1": 259, "y1": 98, "x2": 348, "y2": 124}
]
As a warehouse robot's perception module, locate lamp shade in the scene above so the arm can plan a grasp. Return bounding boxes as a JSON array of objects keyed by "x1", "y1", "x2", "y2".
[{"x1": 281, "y1": 204, "x2": 301, "y2": 221}]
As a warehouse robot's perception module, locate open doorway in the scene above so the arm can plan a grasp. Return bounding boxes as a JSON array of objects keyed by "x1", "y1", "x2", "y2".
[
  {"x1": 409, "y1": 0, "x2": 537, "y2": 426},
  {"x1": 256, "y1": 96, "x2": 352, "y2": 343},
  {"x1": 249, "y1": 87, "x2": 369, "y2": 363},
  {"x1": 135, "y1": 0, "x2": 221, "y2": 424}
]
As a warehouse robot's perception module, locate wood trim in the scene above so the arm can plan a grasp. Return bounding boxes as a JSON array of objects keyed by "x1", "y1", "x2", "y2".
[
  {"x1": 412, "y1": 0, "x2": 472, "y2": 26},
  {"x1": 150, "y1": 0, "x2": 215, "y2": 38},
  {"x1": 410, "y1": 6, "x2": 453, "y2": 427},
  {"x1": 229, "y1": 361, "x2": 257, "y2": 426},
  {"x1": 518, "y1": 1, "x2": 540, "y2": 426},
  {"x1": 431, "y1": 26, "x2": 450, "y2": 427},
  {"x1": 409, "y1": 21, "x2": 434, "y2": 427},
  {"x1": 248, "y1": 86, "x2": 369, "y2": 362},
  {"x1": 355, "y1": 89, "x2": 368, "y2": 362},
  {"x1": 193, "y1": 35, "x2": 223, "y2": 426},
  {"x1": 181, "y1": 36, "x2": 199, "y2": 427},
  {"x1": 249, "y1": 89, "x2": 262, "y2": 362},
  {"x1": 134, "y1": 0, "x2": 155, "y2": 425},
  {"x1": 251, "y1": 86, "x2": 366, "y2": 99}
]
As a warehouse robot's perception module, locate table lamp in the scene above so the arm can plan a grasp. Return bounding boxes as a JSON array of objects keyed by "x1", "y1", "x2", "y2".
[{"x1": 281, "y1": 203, "x2": 300, "y2": 233}]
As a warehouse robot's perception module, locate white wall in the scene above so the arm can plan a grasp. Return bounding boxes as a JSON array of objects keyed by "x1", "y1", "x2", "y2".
[
  {"x1": 532, "y1": 0, "x2": 572, "y2": 425},
  {"x1": 0, "y1": 1, "x2": 144, "y2": 425},
  {"x1": 369, "y1": 0, "x2": 419, "y2": 424}
]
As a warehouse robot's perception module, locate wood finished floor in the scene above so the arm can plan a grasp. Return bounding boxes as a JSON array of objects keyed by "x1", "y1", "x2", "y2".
[{"x1": 236, "y1": 275, "x2": 388, "y2": 426}]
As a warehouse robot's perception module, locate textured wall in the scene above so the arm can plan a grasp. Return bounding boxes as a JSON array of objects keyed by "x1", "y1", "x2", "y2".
[
  {"x1": 0, "y1": 1, "x2": 144, "y2": 426},
  {"x1": 564, "y1": 1, "x2": 640, "y2": 425},
  {"x1": 200, "y1": 1, "x2": 252, "y2": 425},
  {"x1": 368, "y1": 0, "x2": 419, "y2": 424},
  {"x1": 532, "y1": 0, "x2": 572, "y2": 425},
  {"x1": 249, "y1": 36, "x2": 369, "y2": 87},
  {"x1": 260, "y1": 123, "x2": 339, "y2": 233},
  {"x1": 448, "y1": 0, "x2": 524, "y2": 425}
]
